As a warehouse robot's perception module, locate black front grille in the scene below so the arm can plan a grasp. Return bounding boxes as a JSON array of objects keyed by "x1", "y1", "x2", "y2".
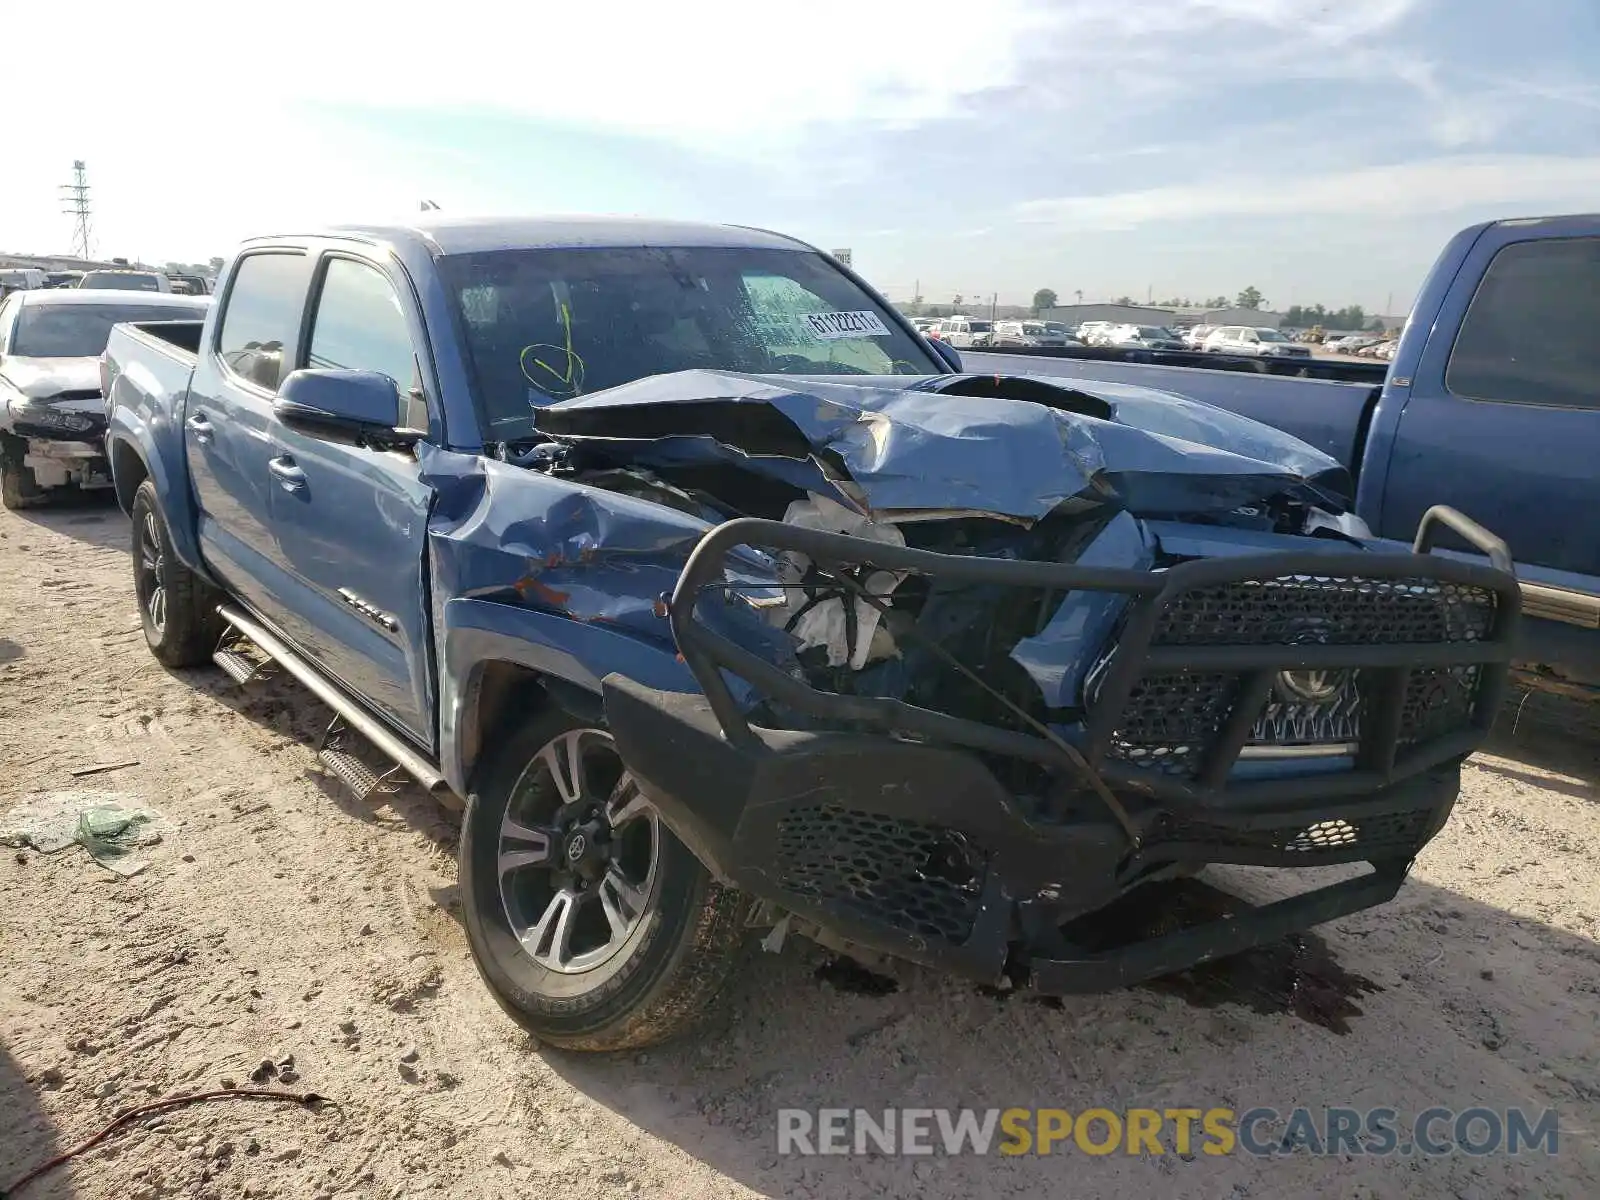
[
  {"x1": 1399, "y1": 666, "x2": 1481, "y2": 747},
  {"x1": 1100, "y1": 573, "x2": 1496, "y2": 780},
  {"x1": 1158, "y1": 808, "x2": 1434, "y2": 860},
  {"x1": 1154, "y1": 575, "x2": 1497, "y2": 647},
  {"x1": 1108, "y1": 673, "x2": 1236, "y2": 776},
  {"x1": 773, "y1": 805, "x2": 985, "y2": 944}
]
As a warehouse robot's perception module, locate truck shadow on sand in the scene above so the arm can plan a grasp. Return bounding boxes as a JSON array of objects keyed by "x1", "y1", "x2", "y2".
[
  {"x1": 1476, "y1": 689, "x2": 1600, "y2": 804},
  {"x1": 539, "y1": 871, "x2": 1600, "y2": 1199},
  {"x1": 7, "y1": 495, "x2": 129, "y2": 553},
  {"x1": 0, "y1": 1041, "x2": 78, "y2": 1199}
]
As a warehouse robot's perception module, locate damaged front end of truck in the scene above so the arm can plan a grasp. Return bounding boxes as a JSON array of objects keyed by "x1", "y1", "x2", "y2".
[{"x1": 450, "y1": 369, "x2": 1521, "y2": 992}]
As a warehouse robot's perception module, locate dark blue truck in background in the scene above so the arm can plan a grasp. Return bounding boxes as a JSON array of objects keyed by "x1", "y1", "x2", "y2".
[
  {"x1": 970, "y1": 212, "x2": 1600, "y2": 689},
  {"x1": 101, "y1": 215, "x2": 1523, "y2": 1051}
]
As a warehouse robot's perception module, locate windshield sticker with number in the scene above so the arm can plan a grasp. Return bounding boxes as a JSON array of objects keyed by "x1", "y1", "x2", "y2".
[{"x1": 799, "y1": 311, "x2": 892, "y2": 340}]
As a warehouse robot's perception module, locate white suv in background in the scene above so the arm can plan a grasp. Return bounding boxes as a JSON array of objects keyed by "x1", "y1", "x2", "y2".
[
  {"x1": 933, "y1": 316, "x2": 994, "y2": 348},
  {"x1": 1203, "y1": 326, "x2": 1312, "y2": 358}
]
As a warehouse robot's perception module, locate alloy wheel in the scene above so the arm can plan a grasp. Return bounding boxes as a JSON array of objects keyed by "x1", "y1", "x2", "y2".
[
  {"x1": 137, "y1": 511, "x2": 167, "y2": 635},
  {"x1": 496, "y1": 727, "x2": 660, "y2": 974}
]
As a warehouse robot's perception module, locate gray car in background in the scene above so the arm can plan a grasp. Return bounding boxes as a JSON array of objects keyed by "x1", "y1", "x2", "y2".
[{"x1": 992, "y1": 319, "x2": 1081, "y2": 348}]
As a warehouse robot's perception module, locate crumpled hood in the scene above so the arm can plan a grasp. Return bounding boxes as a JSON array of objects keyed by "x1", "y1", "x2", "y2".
[
  {"x1": 0, "y1": 357, "x2": 101, "y2": 404},
  {"x1": 534, "y1": 369, "x2": 1350, "y2": 521}
]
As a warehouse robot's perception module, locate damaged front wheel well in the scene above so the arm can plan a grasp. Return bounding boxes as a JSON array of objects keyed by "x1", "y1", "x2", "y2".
[{"x1": 461, "y1": 661, "x2": 604, "y2": 787}]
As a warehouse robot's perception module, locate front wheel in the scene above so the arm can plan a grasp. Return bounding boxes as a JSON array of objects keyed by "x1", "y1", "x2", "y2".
[{"x1": 459, "y1": 710, "x2": 748, "y2": 1051}]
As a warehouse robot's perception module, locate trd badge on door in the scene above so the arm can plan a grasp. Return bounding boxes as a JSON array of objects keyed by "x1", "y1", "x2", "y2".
[{"x1": 337, "y1": 587, "x2": 400, "y2": 633}]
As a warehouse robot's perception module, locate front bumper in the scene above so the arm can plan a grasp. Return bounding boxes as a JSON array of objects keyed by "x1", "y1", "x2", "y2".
[
  {"x1": 604, "y1": 509, "x2": 1520, "y2": 991},
  {"x1": 3, "y1": 406, "x2": 110, "y2": 491}
]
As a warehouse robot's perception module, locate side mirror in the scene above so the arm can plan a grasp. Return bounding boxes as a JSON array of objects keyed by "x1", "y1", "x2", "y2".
[
  {"x1": 927, "y1": 337, "x2": 963, "y2": 373},
  {"x1": 274, "y1": 369, "x2": 417, "y2": 448}
]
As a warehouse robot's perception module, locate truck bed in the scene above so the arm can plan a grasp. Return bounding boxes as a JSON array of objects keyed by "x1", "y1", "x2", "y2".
[
  {"x1": 966, "y1": 348, "x2": 1384, "y2": 472},
  {"x1": 103, "y1": 320, "x2": 204, "y2": 527},
  {"x1": 120, "y1": 319, "x2": 204, "y2": 360}
]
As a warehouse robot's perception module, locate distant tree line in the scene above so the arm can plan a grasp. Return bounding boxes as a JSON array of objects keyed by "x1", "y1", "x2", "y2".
[
  {"x1": 1281, "y1": 303, "x2": 1385, "y2": 331},
  {"x1": 1029, "y1": 286, "x2": 1272, "y2": 312}
]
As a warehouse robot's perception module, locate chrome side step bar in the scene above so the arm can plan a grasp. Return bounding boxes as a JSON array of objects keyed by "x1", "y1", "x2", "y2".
[
  {"x1": 1521, "y1": 580, "x2": 1600, "y2": 630},
  {"x1": 216, "y1": 604, "x2": 449, "y2": 796}
]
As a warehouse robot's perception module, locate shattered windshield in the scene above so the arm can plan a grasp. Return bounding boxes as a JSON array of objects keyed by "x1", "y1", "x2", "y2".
[{"x1": 438, "y1": 246, "x2": 942, "y2": 440}]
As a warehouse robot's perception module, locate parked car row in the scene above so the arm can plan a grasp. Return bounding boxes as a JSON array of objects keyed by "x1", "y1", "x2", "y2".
[
  {"x1": 991, "y1": 319, "x2": 1083, "y2": 348},
  {"x1": 912, "y1": 316, "x2": 1094, "y2": 350},
  {"x1": 1324, "y1": 334, "x2": 1382, "y2": 354},
  {"x1": 1072, "y1": 321, "x2": 1312, "y2": 358},
  {"x1": 1072, "y1": 321, "x2": 1175, "y2": 348},
  {"x1": 1200, "y1": 325, "x2": 1313, "y2": 358},
  {"x1": 0, "y1": 267, "x2": 216, "y2": 301}
]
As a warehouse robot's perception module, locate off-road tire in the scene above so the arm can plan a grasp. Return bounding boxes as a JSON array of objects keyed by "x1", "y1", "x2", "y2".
[
  {"x1": 131, "y1": 479, "x2": 224, "y2": 667},
  {"x1": 459, "y1": 707, "x2": 748, "y2": 1051}
]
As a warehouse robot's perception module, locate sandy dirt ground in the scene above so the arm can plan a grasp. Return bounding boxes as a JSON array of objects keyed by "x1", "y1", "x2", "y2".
[{"x1": 1, "y1": 498, "x2": 1597, "y2": 1200}]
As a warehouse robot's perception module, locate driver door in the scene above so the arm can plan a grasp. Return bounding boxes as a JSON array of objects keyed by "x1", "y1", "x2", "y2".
[{"x1": 264, "y1": 252, "x2": 437, "y2": 748}]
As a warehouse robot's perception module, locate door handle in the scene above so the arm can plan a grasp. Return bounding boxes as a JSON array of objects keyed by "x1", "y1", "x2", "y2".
[
  {"x1": 267, "y1": 455, "x2": 306, "y2": 491},
  {"x1": 185, "y1": 413, "x2": 214, "y2": 443}
]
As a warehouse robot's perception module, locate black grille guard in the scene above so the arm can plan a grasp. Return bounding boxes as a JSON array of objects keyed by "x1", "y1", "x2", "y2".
[{"x1": 666, "y1": 504, "x2": 1521, "y2": 821}]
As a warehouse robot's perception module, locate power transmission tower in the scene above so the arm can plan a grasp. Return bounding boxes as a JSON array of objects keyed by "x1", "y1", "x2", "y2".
[{"x1": 60, "y1": 160, "x2": 93, "y2": 260}]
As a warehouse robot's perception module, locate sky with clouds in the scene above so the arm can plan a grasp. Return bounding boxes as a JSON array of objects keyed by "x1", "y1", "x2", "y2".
[{"x1": 5, "y1": 0, "x2": 1598, "y2": 311}]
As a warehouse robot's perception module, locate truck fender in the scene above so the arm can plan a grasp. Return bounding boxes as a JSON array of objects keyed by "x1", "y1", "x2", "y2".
[
  {"x1": 437, "y1": 596, "x2": 699, "y2": 797},
  {"x1": 106, "y1": 412, "x2": 212, "y2": 584}
]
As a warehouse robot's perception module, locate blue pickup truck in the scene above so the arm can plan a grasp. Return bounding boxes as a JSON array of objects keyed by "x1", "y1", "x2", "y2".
[
  {"x1": 104, "y1": 216, "x2": 1519, "y2": 1050},
  {"x1": 969, "y1": 212, "x2": 1600, "y2": 690}
]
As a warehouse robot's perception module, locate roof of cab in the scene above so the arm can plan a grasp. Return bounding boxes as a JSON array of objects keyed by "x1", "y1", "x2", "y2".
[{"x1": 297, "y1": 215, "x2": 817, "y2": 257}]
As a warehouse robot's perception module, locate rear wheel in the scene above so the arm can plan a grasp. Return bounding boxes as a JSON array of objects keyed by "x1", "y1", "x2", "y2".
[
  {"x1": 131, "y1": 480, "x2": 224, "y2": 667},
  {"x1": 459, "y1": 708, "x2": 747, "y2": 1051}
]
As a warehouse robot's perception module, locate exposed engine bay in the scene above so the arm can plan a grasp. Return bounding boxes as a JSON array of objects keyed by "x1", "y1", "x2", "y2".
[{"x1": 504, "y1": 370, "x2": 1371, "y2": 754}]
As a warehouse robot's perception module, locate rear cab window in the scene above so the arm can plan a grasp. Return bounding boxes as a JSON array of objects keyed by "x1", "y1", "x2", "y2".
[
  {"x1": 216, "y1": 253, "x2": 312, "y2": 391},
  {"x1": 1445, "y1": 237, "x2": 1600, "y2": 409}
]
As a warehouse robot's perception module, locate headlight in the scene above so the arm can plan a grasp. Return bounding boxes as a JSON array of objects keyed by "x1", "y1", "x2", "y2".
[{"x1": 8, "y1": 399, "x2": 94, "y2": 433}]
